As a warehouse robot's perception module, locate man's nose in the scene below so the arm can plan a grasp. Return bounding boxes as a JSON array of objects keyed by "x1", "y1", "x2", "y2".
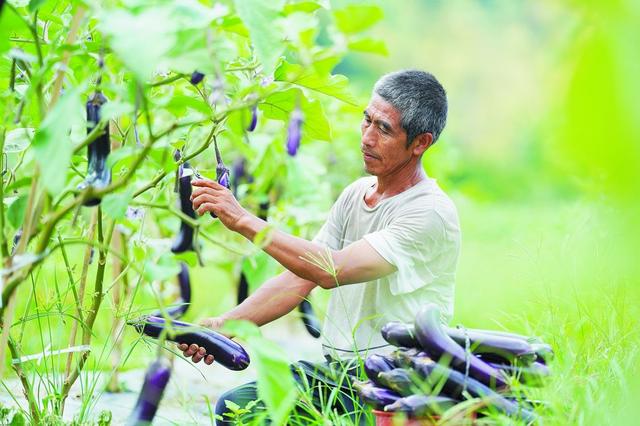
[{"x1": 361, "y1": 125, "x2": 376, "y2": 147}]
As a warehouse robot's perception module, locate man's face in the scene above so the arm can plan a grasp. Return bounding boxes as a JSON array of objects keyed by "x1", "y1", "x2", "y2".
[{"x1": 360, "y1": 94, "x2": 411, "y2": 176}]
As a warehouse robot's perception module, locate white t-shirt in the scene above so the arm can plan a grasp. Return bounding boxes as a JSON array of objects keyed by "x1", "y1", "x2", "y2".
[{"x1": 312, "y1": 175, "x2": 461, "y2": 360}]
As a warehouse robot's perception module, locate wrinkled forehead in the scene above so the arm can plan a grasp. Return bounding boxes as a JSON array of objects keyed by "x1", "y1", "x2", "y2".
[{"x1": 365, "y1": 94, "x2": 402, "y2": 126}]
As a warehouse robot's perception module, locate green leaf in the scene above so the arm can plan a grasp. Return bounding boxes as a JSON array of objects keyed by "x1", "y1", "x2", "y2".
[
  {"x1": 261, "y1": 88, "x2": 331, "y2": 141},
  {"x1": 100, "y1": 100, "x2": 134, "y2": 121},
  {"x1": 274, "y1": 61, "x2": 358, "y2": 106},
  {"x1": 232, "y1": 0, "x2": 285, "y2": 74},
  {"x1": 222, "y1": 320, "x2": 297, "y2": 426},
  {"x1": 333, "y1": 4, "x2": 383, "y2": 34},
  {"x1": 28, "y1": 0, "x2": 47, "y2": 13},
  {"x1": 101, "y1": 189, "x2": 134, "y2": 220},
  {"x1": 144, "y1": 253, "x2": 180, "y2": 282},
  {"x1": 241, "y1": 251, "x2": 280, "y2": 292},
  {"x1": 347, "y1": 37, "x2": 388, "y2": 56},
  {"x1": 32, "y1": 87, "x2": 83, "y2": 195},
  {"x1": 99, "y1": 8, "x2": 176, "y2": 81},
  {"x1": 283, "y1": 1, "x2": 323, "y2": 15},
  {"x1": 7, "y1": 195, "x2": 29, "y2": 229},
  {"x1": 0, "y1": 7, "x2": 26, "y2": 56}
]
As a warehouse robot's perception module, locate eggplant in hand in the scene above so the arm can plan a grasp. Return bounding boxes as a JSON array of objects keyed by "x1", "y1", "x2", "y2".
[
  {"x1": 127, "y1": 357, "x2": 171, "y2": 426},
  {"x1": 78, "y1": 92, "x2": 111, "y2": 206},
  {"x1": 129, "y1": 316, "x2": 250, "y2": 371}
]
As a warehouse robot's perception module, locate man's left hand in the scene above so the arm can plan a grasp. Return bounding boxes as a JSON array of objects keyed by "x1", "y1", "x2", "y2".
[{"x1": 191, "y1": 178, "x2": 249, "y2": 231}]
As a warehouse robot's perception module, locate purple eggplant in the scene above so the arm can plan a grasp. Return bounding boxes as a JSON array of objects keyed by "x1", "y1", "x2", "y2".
[
  {"x1": 298, "y1": 299, "x2": 321, "y2": 338},
  {"x1": 11, "y1": 228, "x2": 22, "y2": 255},
  {"x1": 130, "y1": 316, "x2": 250, "y2": 371},
  {"x1": 408, "y1": 356, "x2": 536, "y2": 423},
  {"x1": 381, "y1": 322, "x2": 417, "y2": 348},
  {"x1": 353, "y1": 381, "x2": 401, "y2": 409},
  {"x1": 364, "y1": 354, "x2": 396, "y2": 384},
  {"x1": 286, "y1": 107, "x2": 303, "y2": 156},
  {"x1": 190, "y1": 71, "x2": 204, "y2": 85},
  {"x1": 78, "y1": 92, "x2": 111, "y2": 206},
  {"x1": 127, "y1": 357, "x2": 171, "y2": 425},
  {"x1": 390, "y1": 348, "x2": 429, "y2": 369},
  {"x1": 445, "y1": 327, "x2": 538, "y2": 365},
  {"x1": 237, "y1": 271, "x2": 249, "y2": 305},
  {"x1": 489, "y1": 361, "x2": 549, "y2": 387},
  {"x1": 414, "y1": 304, "x2": 508, "y2": 389},
  {"x1": 530, "y1": 343, "x2": 554, "y2": 364},
  {"x1": 209, "y1": 138, "x2": 230, "y2": 219},
  {"x1": 384, "y1": 395, "x2": 457, "y2": 418},
  {"x1": 247, "y1": 105, "x2": 258, "y2": 132},
  {"x1": 376, "y1": 368, "x2": 416, "y2": 396},
  {"x1": 149, "y1": 263, "x2": 191, "y2": 320},
  {"x1": 171, "y1": 163, "x2": 196, "y2": 253}
]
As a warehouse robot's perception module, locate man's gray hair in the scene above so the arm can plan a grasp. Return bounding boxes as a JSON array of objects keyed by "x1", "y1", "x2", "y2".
[{"x1": 373, "y1": 70, "x2": 448, "y2": 147}]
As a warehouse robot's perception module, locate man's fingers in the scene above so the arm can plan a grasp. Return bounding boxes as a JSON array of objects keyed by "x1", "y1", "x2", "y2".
[
  {"x1": 192, "y1": 347, "x2": 206, "y2": 363},
  {"x1": 184, "y1": 343, "x2": 199, "y2": 357},
  {"x1": 196, "y1": 203, "x2": 215, "y2": 217},
  {"x1": 190, "y1": 186, "x2": 220, "y2": 200},
  {"x1": 204, "y1": 354, "x2": 215, "y2": 365},
  {"x1": 177, "y1": 343, "x2": 188, "y2": 352},
  {"x1": 192, "y1": 179, "x2": 224, "y2": 190},
  {"x1": 192, "y1": 194, "x2": 216, "y2": 211}
]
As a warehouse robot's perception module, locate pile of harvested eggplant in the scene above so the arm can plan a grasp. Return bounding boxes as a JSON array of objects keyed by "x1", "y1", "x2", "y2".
[{"x1": 356, "y1": 304, "x2": 552, "y2": 424}]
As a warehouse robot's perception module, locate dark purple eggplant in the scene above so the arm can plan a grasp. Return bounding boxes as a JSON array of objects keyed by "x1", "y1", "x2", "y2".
[
  {"x1": 78, "y1": 92, "x2": 111, "y2": 206},
  {"x1": 126, "y1": 357, "x2": 171, "y2": 426},
  {"x1": 530, "y1": 343, "x2": 554, "y2": 364},
  {"x1": 390, "y1": 348, "x2": 429, "y2": 368},
  {"x1": 190, "y1": 71, "x2": 204, "y2": 85},
  {"x1": 376, "y1": 368, "x2": 416, "y2": 396},
  {"x1": 171, "y1": 162, "x2": 196, "y2": 253},
  {"x1": 237, "y1": 271, "x2": 249, "y2": 305},
  {"x1": 408, "y1": 356, "x2": 536, "y2": 423},
  {"x1": 414, "y1": 304, "x2": 508, "y2": 389},
  {"x1": 247, "y1": 105, "x2": 258, "y2": 132},
  {"x1": 130, "y1": 316, "x2": 250, "y2": 371},
  {"x1": 489, "y1": 361, "x2": 549, "y2": 386},
  {"x1": 364, "y1": 354, "x2": 396, "y2": 384},
  {"x1": 381, "y1": 322, "x2": 417, "y2": 348},
  {"x1": 353, "y1": 381, "x2": 401, "y2": 410},
  {"x1": 11, "y1": 228, "x2": 22, "y2": 255},
  {"x1": 286, "y1": 107, "x2": 302, "y2": 157},
  {"x1": 298, "y1": 299, "x2": 321, "y2": 338},
  {"x1": 446, "y1": 327, "x2": 538, "y2": 365},
  {"x1": 149, "y1": 263, "x2": 191, "y2": 319},
  {"x1": 209, "y1": 138, "x2": 230, "y2": 219},
  {"x1": 384, "y1": 395, "x2": 457, "y2": 418}
]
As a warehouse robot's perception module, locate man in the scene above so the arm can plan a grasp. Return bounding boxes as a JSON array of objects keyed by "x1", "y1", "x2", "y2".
[{"x1": 181, "y1": 70, "x2": 461, "y2": 424}]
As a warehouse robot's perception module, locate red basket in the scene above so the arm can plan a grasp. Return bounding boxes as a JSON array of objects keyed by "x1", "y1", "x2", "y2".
[{"x1": 372, "y1": 409, "x2": 477, "y2": 426}]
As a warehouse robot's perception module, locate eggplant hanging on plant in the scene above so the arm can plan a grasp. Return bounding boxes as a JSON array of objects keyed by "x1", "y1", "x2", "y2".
[
  {"x1": 413, "y1": 305, "x2": 508, "y2": 389},
  {"x1": 236, "y1": 271, "x2": 250, "y2": 305},
  {"x1": 129, "y1": 316, "x2": 250, "y2": 371},
  {"x1": 298, "y1": 299, "x2": 321, "y2": 338},
  {"x1": 286, "y1": 106, "x2": 303, "y2": 156},
  {"x1": 190, "y1": 71, "x2": 205, "y2": 85},
  {"x1": 148, "y1": 262, "x2": 191, "y2": 320},
  {"x1": 207, "y1": 137, "x2": 230, "y2": 219},
  {"x1": 171, "y1": 156, "x2": 197, "y2": 253},
  {"x1": 126, "y1": 357, "x2": 171, "y2": 426},
  {"x1": 77, "y1": 91, "x2": 111, "y2": 206},
  {"x1": 247, "y1": 104, "x2": 258, "y2": 132}
]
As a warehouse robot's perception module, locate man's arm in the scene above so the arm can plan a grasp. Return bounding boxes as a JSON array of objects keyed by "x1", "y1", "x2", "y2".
[{"x1": 190, "y1": 178, "x2": 397, "y2": 288}]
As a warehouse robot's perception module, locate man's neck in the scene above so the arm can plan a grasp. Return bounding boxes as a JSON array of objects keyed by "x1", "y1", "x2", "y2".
[{"x1": 366, "y1": 165, "x2": 428, "y2": 207}]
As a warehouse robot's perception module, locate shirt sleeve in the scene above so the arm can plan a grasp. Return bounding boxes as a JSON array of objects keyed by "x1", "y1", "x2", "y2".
[
  {"x1": 312, "y1": 189, "x2": 347, "y2": 251},
  {"x1": 363, "y1": 209, "x2": 447, "y2": 295}
]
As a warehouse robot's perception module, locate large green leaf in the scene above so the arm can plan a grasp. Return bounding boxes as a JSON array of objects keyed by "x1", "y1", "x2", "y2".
[
  {"x1": 274, "y1": 60, "x2": 359, "y2": 106},
  {"x1": 7, "y1": 195, "x2": 29, "y2": 229},
  {"x1": 223, "y1": 320, "x2": 298, "y2": 426},
  {"x1": 347, "y1": 37, "x2": 388, "y2": 56},
  {"x1": 333, "y1": 4, "x2": 383, "y2": 34},
  {"x1": 101, "y1": 189, "x2": 134, "y2": 220},
  {"x1": 261, "y1": 88, "x2": 331, "y2": 142},
  {"x1": 232, "y1": 0, "x2": 285, "y2": 74},
  {"x1": 32, "y1": 87, "x2": 83, "y2": 195},
  {"x1": 0, "y1": 6, "x2": 27, "y2": 56}
]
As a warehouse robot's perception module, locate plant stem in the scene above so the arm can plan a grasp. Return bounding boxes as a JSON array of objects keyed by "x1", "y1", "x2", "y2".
[{"x1": 7, "y1": 337, "x2": 40, "y2": 423}]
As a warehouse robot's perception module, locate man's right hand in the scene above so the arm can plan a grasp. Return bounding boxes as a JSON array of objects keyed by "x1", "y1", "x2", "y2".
[{"x1": 177, "y1": 316, "x2": 225, "y2": 365}]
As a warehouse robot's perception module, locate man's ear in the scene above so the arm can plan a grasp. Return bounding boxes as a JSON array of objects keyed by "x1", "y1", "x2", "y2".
[{"x1": 412, "y1": 133, "x2": 434, "y2": 156}]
